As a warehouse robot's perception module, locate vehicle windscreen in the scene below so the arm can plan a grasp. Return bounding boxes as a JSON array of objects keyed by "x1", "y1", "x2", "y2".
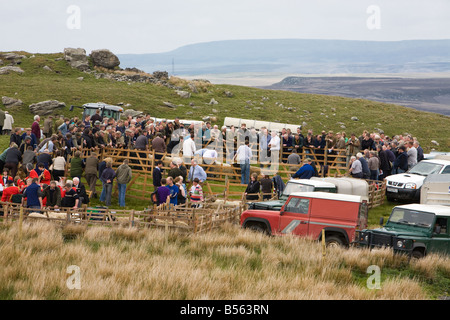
[
  {"x1": 408, "y1": 162, "x2": 443, "y2": 176},
  {"x1": 102, "y1": 108, "x2": 119, "y2": 120},
  {"x1": 84, "y1": 108, "x2": 98, "y2": 118},
  {"x1": 281, "y1": 183, "x2": 315, "y2": 199},
  {"x1": 388, "y1": 208, "x2": 435, "y2": 228}
]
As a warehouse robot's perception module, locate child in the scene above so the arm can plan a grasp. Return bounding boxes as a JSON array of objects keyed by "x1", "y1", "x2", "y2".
[{"x1": 189, "y1": 178, "x2": 203, "y2": 208}]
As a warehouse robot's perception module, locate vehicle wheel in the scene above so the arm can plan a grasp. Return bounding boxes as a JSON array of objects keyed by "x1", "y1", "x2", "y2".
[
  {"x1": 247, "y1": 223, "x2": 268, "y2": 235},
  {"x1": 325, "y1": 235, "x2": 345, "y2": 248},
  {"x1": 411, "y1": 249, "x2": 424, "y2": 259}
]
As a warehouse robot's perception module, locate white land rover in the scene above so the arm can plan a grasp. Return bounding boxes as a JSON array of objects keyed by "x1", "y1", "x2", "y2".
[{"x1": 385, "y1": 157, "x2": 450, "y2": 202}]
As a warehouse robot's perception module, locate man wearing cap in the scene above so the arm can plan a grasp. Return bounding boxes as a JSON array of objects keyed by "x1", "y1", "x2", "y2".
[
  {"x1": 292, "y1": 158, "x2": 316, "y2": 179},
  {"x1": 21, "y1": 128, "x2": 38, "y2": 150},
  {"x1": 92, "y1": 120, "x2": 101, "y2": 135}
]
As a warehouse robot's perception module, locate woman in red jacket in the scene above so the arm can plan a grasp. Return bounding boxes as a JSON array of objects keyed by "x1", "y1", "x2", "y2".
[
  {"x1": 37, "y1": 163, "x2": 51, "y2": 186},
  {"x1": 1, "y1": 181, "x2": 20, "y2": 202}
]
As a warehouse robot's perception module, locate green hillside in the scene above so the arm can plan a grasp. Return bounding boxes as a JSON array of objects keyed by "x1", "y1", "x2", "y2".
[{"x1": 1, "y1": 51, "x2": 449, "y2": 152}]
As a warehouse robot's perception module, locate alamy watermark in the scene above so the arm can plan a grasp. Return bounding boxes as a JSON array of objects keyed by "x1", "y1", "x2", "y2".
[
  {"x1": 367, "y1": 5, "x2": 381, "y2": 30},
  {"x1": 366, "y1": 265, "x2": 381, "y2": 289},
  {"x1": 66, "y1": 5, "x2": 81, "y2": 30},
  {"x1": 66, "y1": 265, "x2": 81, "y2": 290}
]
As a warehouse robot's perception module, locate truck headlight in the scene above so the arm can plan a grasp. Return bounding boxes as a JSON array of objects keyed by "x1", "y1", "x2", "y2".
[
  {"x1": 404, "y1": 183, "x2": 417, "y2": 189},
  {"x1": 397, "y1": 240, "x2": 404, "y2": 248}
]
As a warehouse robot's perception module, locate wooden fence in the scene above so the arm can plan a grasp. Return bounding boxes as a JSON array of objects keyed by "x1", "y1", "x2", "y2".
[
  {"x1": 1, "y1": 200, "x2": 244, "y2": 234},
  {"x1": 65, "y1": 145, "x2": 385, "y2": 208}
]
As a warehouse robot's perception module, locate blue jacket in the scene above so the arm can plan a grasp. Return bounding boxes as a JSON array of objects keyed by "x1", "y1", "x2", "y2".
[
  {"x1": 23, "y1": 183, "x2": 42, "y2": 207},
  {"x1": 100, "y1": 167, "x2": 116, "y2": 184},
  {"x1": 292, "y1": 164, "x2": 315, "y2": 179}
]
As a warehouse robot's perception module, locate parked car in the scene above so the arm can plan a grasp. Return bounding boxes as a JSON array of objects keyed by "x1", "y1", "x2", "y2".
[
  {"x1": 247, "y1": 179, "x2": 337, "y2": 211},
  {"x1": 356, "y1": 204, "x2": 450, "y2": 258},
  {"x1": 385, "y1": 157, "x2": 450, "y2": 202},
  {"x1": 241, "y1": 191, "x2": 369, "y2": 247}
]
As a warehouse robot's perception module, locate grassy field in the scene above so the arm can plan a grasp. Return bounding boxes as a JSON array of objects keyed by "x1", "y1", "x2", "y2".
[{"x1": 0, "y1": 220, "x2": 449, "y2": 300}]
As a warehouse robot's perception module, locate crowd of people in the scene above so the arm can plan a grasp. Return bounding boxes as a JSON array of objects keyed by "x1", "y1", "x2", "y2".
[{"x1": 0, "y1": 109, "x2": 426, "y2": 209}]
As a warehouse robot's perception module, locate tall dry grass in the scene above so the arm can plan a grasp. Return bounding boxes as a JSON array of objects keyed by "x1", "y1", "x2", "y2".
[{"x1": 0, "y1": 220, "x2": 445, "y2": 300}]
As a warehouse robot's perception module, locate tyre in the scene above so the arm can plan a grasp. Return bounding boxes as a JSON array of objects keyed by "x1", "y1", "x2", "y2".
[
  {"x1": 411, "y1": 249, "x2": 425, "y2": 259},
  {"x1": 325, "y1": 235, "x2": 345, "y2": 248},
  {"x1": 247, "y1": 223, "x2": 269, "y2": 235}
]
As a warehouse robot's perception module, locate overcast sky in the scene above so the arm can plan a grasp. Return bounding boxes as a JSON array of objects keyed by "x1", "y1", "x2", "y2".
[{"x1": 2, "y1": 0, "x2": 450, "y2": 54}]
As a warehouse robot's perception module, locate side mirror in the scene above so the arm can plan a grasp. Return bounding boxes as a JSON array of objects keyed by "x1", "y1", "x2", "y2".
[{"x1": 379, "y1": 217, "x2": 384, "y2": 226}]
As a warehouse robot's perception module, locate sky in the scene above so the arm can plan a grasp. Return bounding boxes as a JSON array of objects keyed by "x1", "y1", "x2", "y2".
[{"x1": 2, "y1": 0, "x2": 450, "y2": 54}]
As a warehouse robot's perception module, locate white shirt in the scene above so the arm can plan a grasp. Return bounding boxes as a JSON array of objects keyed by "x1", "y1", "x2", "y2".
[
  {"x1": 236, "y1": 145, "x2": 252, "y2": 162},
  {"x1": 53, "y1": 156, "x2": 66, "y2": 171},
  {"x1": 3, "y1": 113, "x2": 14, "y2": 130},
  {"x1": 203, "y1": 149, "x2": 218, "y2": 159},
  {"x1": 269, "y1": 135, "x2": 280, "y2": 151},
  {"x1": 183, "y1": 138, "x2": 196, "y2": 157}
]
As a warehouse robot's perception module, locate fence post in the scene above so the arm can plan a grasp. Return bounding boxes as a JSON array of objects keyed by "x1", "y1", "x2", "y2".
[
  {"x1": 322, "y1": 229, "x2": 326, "y2": 259},
  {"x1": 18, "y1": 206, "x2": 24, "y2": 240}
]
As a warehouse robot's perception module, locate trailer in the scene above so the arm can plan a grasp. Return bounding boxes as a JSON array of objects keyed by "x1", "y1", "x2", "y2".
[{"x1": 420, "y1": 174, "x2": 450, "y2": 206}]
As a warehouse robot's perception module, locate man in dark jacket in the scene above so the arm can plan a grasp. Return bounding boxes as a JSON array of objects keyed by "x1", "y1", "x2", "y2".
[
  {"x1": 393, "y1": 145, "x2": 408, "y2": 174},
  {"x1": 22, "y1": 178, "x2": 43, "y2": 209},
  {"x1": 73, "y1": 177, "x2": 89, "y2": 205},
  {"x1": 100, "y1": 161, "x2": 116, "y2": 206},
  {"x1": 43, "y1": 181, "x2": 62, "y2": 208},
  {"x1": 84, "y1": 152, "x2": 99, "y2": 198},
  {"x1": 4, "y1": 143, "x2": 22, "y2": 178},
  {"x1": 61, "y1": 182, "x2": 79, "y2": 209},
  {"x1": 152, "y1": 160, "x2": 163, "y2": 190}
]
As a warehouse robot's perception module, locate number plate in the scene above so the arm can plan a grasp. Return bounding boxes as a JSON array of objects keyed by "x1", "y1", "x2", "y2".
[{"x1": 387, "y1": 187, "x2": 398, "y2": 193}]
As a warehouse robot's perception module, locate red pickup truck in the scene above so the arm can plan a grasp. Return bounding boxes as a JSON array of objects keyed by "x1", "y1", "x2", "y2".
[{"x1": 240, "y1": 192, "x2": 368, "y2": 247}]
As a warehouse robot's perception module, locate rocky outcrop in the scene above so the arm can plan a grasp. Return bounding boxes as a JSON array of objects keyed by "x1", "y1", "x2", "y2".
[
  {"x1": 2, "y1": 96, "x2": 23, "y2": 109},
  {"x1": 29, "y1": 100, "x2": 66, "y2": 116},
  {"x1": 64, "y1": 48, "x2": 89, "y2": 71},
  {"x1": 90, "y1": 49, "x2": 120, "y2": 69},
  {"x1": 0, "y1": 52, "x2": 26, "y2": 65},
  {"x1": 0, "y1": 66, "x2": 24, "y2": 75}
]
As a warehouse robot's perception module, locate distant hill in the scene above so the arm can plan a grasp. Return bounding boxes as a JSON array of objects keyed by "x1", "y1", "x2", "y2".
[
  {"x1": 265, "y1": 76, "x2": 450, "y2": 116},
  {"x1": 118, "y1": 39, "x2": 450, "y2": 75}
]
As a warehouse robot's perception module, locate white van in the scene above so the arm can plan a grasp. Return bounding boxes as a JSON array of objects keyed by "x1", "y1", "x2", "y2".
[{"x1": 385, "y1": 157, "x2": 450, "y2": 202}]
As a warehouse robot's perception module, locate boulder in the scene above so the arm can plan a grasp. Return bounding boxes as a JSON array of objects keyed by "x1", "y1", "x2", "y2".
[
  {"x1": 163, "y1": 101, "x2": 177, "y2": 109},
  {"x1": 43, "y1": 65, "x2": 53, "y2": 71},
  {"x1": 0, "y1": 52, "x2": 26, "y2": 65},
  {"x1": 2, "y1": 96, "x2": 23, "y2": 108},
  {"x1": 89, "y1": 49, "x2": 120, "y2": 69},
  {"x1": 153, "y1": 71, "x2": 169, "y2": 80},
  {"x1": 0, "y1": 66, "x2": 24, "y2": 75},
  {"x1": 29, "y1": 100, "x2": 66, "y2": 116},
  {"x1": 64, "y1": 48, "x2": 89, "y2": 71},
  {"x1": 209, "y1": 98, "x2": 219, "y2": 105},
  {"x1": 123, "y1": 109, "x2": 144, "y2": 118},
  {"x1": 176, "y1": 90, "x2": 191, "y2": 99}
]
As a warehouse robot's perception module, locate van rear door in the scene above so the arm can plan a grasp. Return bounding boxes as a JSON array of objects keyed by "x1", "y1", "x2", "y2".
[{"x1": 277, "y1": 196, "x2": 311, "y2": 236}]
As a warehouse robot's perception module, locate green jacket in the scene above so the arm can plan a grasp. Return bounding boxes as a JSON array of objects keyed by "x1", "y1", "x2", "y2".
[
  {"x1": 70, "y1": 157, "x2": 84, "y2": 178},
  {"x1": 115, "y1": 163, "x2": 132, "y2": 184}
]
